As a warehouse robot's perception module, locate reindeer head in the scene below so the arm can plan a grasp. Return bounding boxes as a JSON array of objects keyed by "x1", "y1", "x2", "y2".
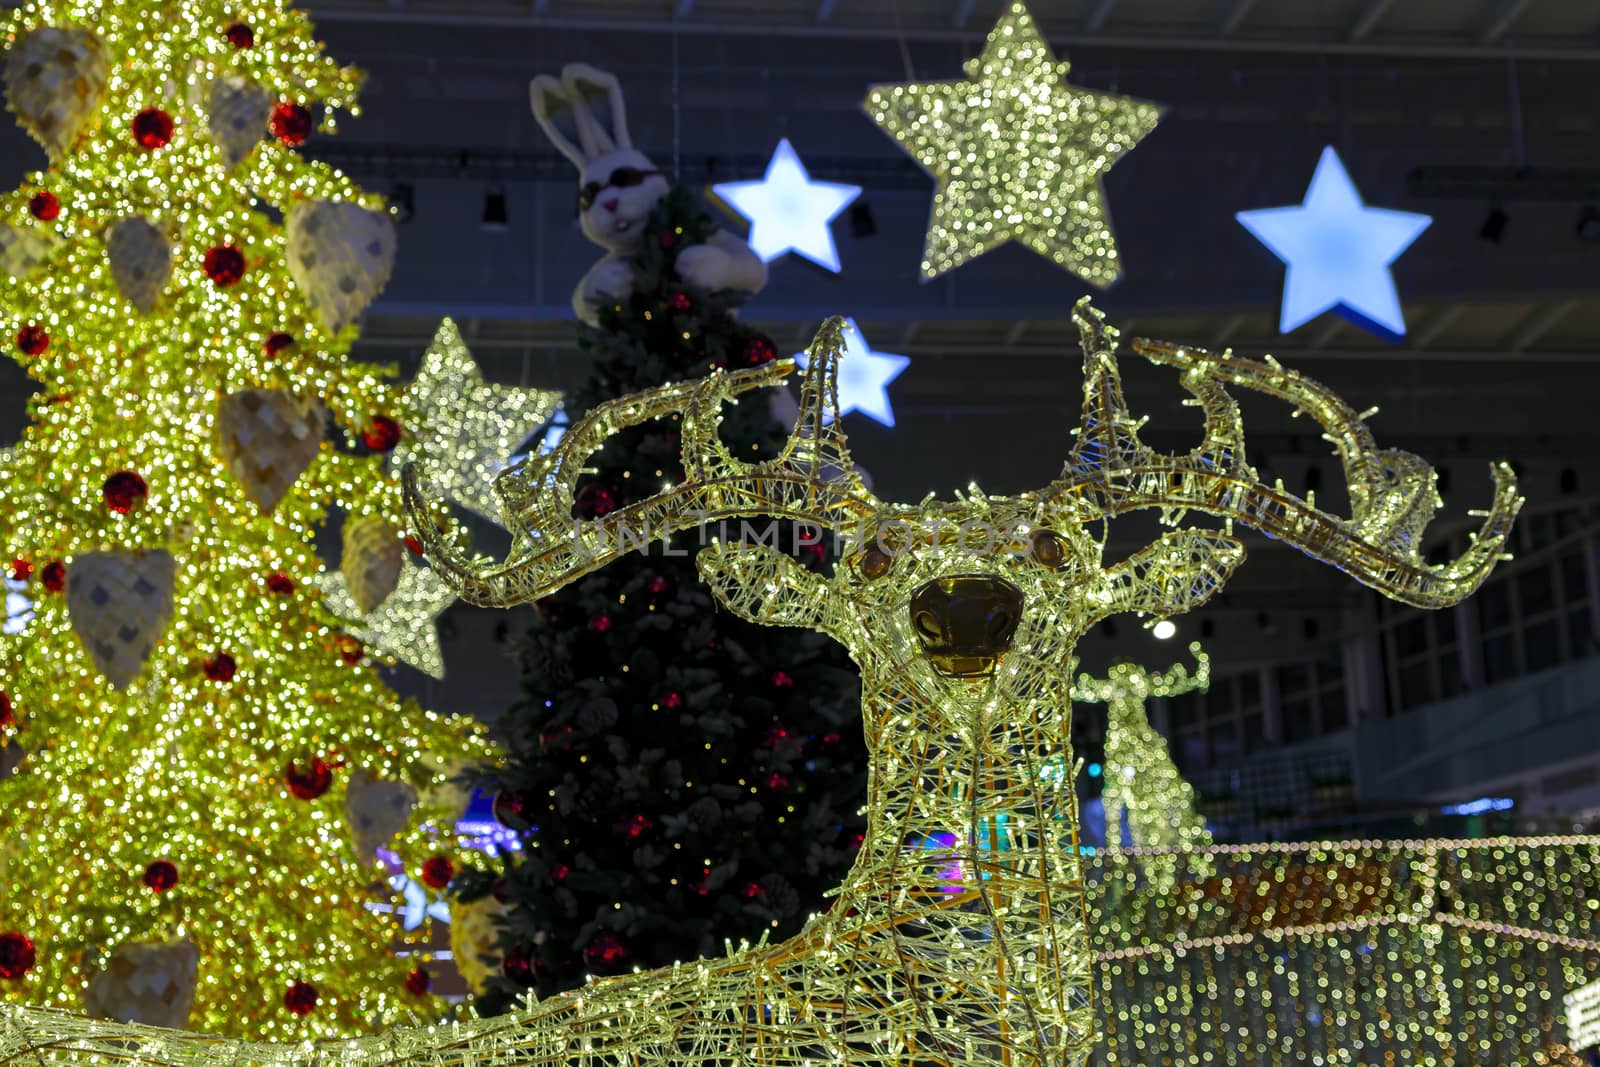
[{"x1": 404, "y1": 302, "x2": 1521, "y2": 730}]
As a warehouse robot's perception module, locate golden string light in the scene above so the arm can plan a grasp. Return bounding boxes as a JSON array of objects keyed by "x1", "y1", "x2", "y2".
[
  {"x1": 0, "y1": 0, "x2": 489, "y2": 1039},
  {"x1": 862, "y1": 0, "x2": 1164, "y2": 284},
  {"x1": 1089, "y1": 836, "x2": 1600, "y2": 1064},
  {"x1": 1, "y1": 298, "x2": 1541, "y2": 1060}
]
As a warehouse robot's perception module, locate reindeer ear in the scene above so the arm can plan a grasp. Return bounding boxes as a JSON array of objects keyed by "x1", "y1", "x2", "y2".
[
  {"x1": 530, "y1": 75, "x2": 588, "y2": 168},
  {"x1": 696, "y1": 543, "x2": 832, "y2": 634},
  {"x1": 1098, "y1": 530, "x2": 1244, "y2": 623}
]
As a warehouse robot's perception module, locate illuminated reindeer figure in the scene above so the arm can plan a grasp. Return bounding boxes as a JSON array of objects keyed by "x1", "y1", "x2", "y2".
[{"x1": 0, "y1": 302, "x2": 1519, "y2": 1064}]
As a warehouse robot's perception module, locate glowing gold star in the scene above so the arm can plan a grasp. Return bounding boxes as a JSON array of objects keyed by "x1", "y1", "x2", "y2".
[
  {"x1": 393, "y1": 318, "x2": 562, "y2": 525},
  {"x1": 320, "y1": 561, "x2": 455, "y2": 679},
  {"x1": 862, "y1": 0, "x2": 1163, "y2": 285}
]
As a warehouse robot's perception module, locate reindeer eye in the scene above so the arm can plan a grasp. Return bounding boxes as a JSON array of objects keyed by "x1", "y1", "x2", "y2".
[
  {"x1": 858, "y1": 545, "x2": 893, "y2": 581},
  {"x1": 1031, "y1": 530, "x2": 1067, "y2": 570}
]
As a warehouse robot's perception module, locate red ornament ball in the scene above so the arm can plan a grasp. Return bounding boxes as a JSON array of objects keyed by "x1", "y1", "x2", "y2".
[
  {"x1": 770, "y1": 670, "x2": 795, "y2": 689},
  {"x1": 142, "y1": 859, "x2": 179, "y2": 893},
  {"x1": 403, "y1": 967, "x2": 430, "y2": 996},
  {"x1": 283, "y1": 980, "x2": 318, "y2": 1016},
  {"x1": 656, "y1": 230, "x2": 676, "y2": 249},
  {"x1": 131, "y1": 108, "x2": 174, "y2": 150},
  {"x1": 659, "y1": 691, "x2": 683, "y2": 711},
  {"x1": 617, "y1": 813, "x2": 652, "y2": 839},
  {"x1": 10, "y1": 559, "x2": 32, "y2": 582},
  {"x1": 336, "y1": 635, "x2": 363, "y2": 664},
  {"x1": 103, "y1": 470, "x2": 148, "y2": 515},
  {"x1": 223, "y1": 21, "x2": 254, "y2": 48},
  {"x1": 550, "y1": 863, "x2": 570, "y2": 882},
  {"x1": 765, "y1": 772, "x2": 790, "y2": 791},
  {"x1": 583, "y1": 932, "x2": 629, "y2": 968},
  {"x1": 266, "y1": 572, "x2": 295, "y2": 595},
  {"x1": 270, "y1": 102, "x2": 314, "y2": 146},
  {"x1": 0, "y1": 931, "x2": 36, "y2": 980},
  {"x1": 742, "y1": 333, "x2": 778, "y2": 367},
  {"x1": 28, "y1": 191, "x2": 59, "y2": 221},
  {"x1": 285, "y1": 757, "x2": 333, "y2": 800},
  {"x1": 203, "y1": 652, "x2": 237, "y2": 683},
  {"x1": 587, "y1": 614, "x2": 612, "y2": 634},
  {"x1": 15, "y1": 324, "x2": 49, "y2": 357},
  {"x1": 403, "y1": 535, "x2": 423, "y2": 556},
  {"x1": 0, "y1": 692, "x2": 14, "y2": 731},
  {"x1": 492, "y1": 789, "x2": 531, "y2": 827},
  {"x1": 203, "y1": 245, "x2": 246, "y2": 287},
  {"x1": 741, "y1": 881, "x2": 764, "y2": 898},
  {"x1": 262, "y1": 332, "x2": 296, "y2": 358},
  {"x1": 361, "y1": 415, "x2": 403, "y2": 452},
  {"x1": 646, "y1": 575, "x2": 669, "y2": 595},
  {"x1": 40, "y1": 561, "x2": 66, "y2": 593},
  {"x1": 574, "y1": 484, "x2": 618, "y2": 520},
  {"x1": 420, "y1": 855, "x2": 454, "y2": 890},
  {"x1": 501, "y1": 947, "x2": 536, "y2": 986},
  {"x1": 668, "y1": 292, "x2": 691, "y2": 311}
]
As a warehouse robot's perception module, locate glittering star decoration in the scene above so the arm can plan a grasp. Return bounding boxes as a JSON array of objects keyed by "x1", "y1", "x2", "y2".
[
  {"x1": 712, "y1": 138, "x2": 861, "y2": 272},
  {"x1": 320, "y1": 561, "x2": 455, "y2": 679},
  {"x1": 393, "y1": 318, "x2": 562, "y2": 525},
  {"x1": 1237, "y1": 145, "x2": 1431, "y2": 341},
  {"x1": 862, "y1": 0, "x2": 1163, "y2": 285},
  {"x1": 793, "y1": 318, "x2": 909, "y2": 427}
]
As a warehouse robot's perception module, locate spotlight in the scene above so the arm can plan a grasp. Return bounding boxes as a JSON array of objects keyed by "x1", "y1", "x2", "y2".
[
  {"x1": 482, "y1": 187, "x2": 509, "y2": 232},
  {"x1": 1577, "y1": 205, "x2": 1600, "y2": 243},
  {"x1": 1152, "y1": 620, "x2": 1176, "y2": 640},
  {"x1": 1479, "y1": 204, "x2": 1507, "y2": 243},
  {"x1": 389, "y1": 182, "x2": 415, "y2": 224},
  {"x1": 849, "y1": 200, "x2": 877, "y2": 239}
]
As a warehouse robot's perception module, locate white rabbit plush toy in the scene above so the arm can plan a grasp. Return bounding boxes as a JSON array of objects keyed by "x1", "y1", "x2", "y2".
[{"x1": 531, "y1": 64, "x2": 767, "y2": 326}]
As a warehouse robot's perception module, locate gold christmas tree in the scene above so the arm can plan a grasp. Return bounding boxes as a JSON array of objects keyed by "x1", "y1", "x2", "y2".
[{"x1": 0, "y1": 0, "x2": 491, "y2": 1039}]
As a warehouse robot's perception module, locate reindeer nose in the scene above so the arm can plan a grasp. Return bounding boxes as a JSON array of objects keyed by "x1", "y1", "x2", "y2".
[{"x1": 909, "y1": 575, "x2": 1025, "y2": 678}]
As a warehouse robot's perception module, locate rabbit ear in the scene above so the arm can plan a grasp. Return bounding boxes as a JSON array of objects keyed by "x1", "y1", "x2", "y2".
[
  {"x1": 561, "y1": 63, "x2": 632, "y2": 153},
  {"x1": 530, "y1": 74, "x2": 589, "y2": 169}
]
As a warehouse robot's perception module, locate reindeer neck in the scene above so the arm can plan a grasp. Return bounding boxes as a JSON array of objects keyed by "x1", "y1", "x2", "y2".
[{"x1": 833, "y1": 660, "x2": 1083, "y2": 909}]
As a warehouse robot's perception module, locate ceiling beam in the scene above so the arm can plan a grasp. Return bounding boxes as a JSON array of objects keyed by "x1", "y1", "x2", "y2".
[
  {"x1": 1212, "y1": 313, "x2": 1248, "y2": 346},
  {"x1": 1346, "y1": 0, "x2": 1398, "y2": 42},
  {"x1": 674, "y1": 0, "x2": 694, "y2": 15},
  {"x1": 1309, "y1": 318, "x2": 1345, "y2": 350},
  {"x1": 1478, "y1": 0, "x2": 1534, "y2": 43},
  {"x1": 304, "y1": 5, "x2": 1600, "y2": 61},
  {"x1": 1085, "y1": 0, "x2": 1119, "y2": 32},
  {"x1": 1409, "y1": 305, "x2": 1464, "y2": 350},
  {"x1": 952, "y1": 0, "x2": 976, "y2": 29},
  {"x1": 1004, "y1": 320, "x2": 1030, "y2": 345},
  {"x1": 1507, "y1": 299, "x2": 1577, "y2": 351},
  {"x1": 1216, "y1": 0, "x2": 1259, "y2": 37},
  {"x1": 901, "y1": 320, "x2": 923, "y2": 345},
  {"x1": 815, "y1": 0, "x2": 838, "y2": 22}
]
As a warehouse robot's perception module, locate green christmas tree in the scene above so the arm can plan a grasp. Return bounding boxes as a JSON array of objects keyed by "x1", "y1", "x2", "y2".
[{"x1": 456, "y1": 187, "x2": 867, "y2": 1008}]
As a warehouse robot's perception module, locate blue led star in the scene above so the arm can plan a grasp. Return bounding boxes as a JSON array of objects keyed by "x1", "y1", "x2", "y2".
[
  {"x1": 1237, "y1": 146, "x2": 1431, "y2": 341},
  {"x1": 713, "y1": 139, "x2": 861, "y2": 272},
  {"x1": 794, "y1": 319, "x2": 910, "y2": 427}
]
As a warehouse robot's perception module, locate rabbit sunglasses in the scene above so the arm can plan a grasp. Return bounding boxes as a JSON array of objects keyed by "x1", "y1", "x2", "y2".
[{"x1": 578, "y1": 166, "x2": 662, "y2": 211}]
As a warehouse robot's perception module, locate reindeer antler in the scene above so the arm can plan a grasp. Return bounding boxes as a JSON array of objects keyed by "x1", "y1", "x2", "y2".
[
  {"x1": 1044, "y1": 298, "x2": 1521, "y2": 610},
  {"x1": 403, "y1": 318, "x2": 881, "y2": 608}
]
